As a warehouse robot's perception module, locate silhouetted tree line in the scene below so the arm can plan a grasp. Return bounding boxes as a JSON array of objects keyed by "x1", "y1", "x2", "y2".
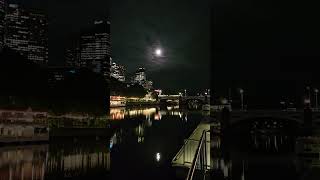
[{"x1": 0, "y1": 47, "x2": 108, "y2": 115}]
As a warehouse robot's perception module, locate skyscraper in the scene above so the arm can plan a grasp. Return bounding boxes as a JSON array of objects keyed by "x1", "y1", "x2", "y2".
[
  {"x1": 65, "y1": 47, "x2": 81, "y2": 68},
  {"x1": 110, "y1": 59, "x2": 126, "y2": 82},
  {"x1": 27, "y1": 12, "x2": 48, "y2": 64},
  {"x1": 5, "y1": 4, "x2": 29, "y2": 57},
  {"x1": 111, "y1": 61, "x2": 126, "y2": 82},
  {"x1": 80, "y1": 20, "x2": 111, "y2": 82},
  {"x1": 0, "y1": 0, "x2": 5, "y2": 51},
  {"x1": 4, "y1": 4, "x2": 48, "y2": 64},
  {"x1": 133, "y1": 67, "x2": 146, "y2": 84}
]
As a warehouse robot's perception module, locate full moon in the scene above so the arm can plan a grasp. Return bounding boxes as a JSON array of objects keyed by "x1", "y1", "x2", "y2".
[{"x1": 155, "y1": 49, "x2": 162, "y2": 56}]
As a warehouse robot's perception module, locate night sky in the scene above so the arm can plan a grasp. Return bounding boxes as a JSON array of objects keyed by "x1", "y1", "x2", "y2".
[
  {"x1": 48, "y1": 0, "x2": 110, "y2": 65},
  {"x1": 212, "y1": 0, "x2": 320, "y2": 107},
  {"x1": 111, "y1": 0, "x2": 211, "y2": 92},
  {"x1": 15, "y1": 0, "x2": 211, "y2": 92},
  {"x1": 12, "y1": 0, "x2": 320, "y2": 105}
]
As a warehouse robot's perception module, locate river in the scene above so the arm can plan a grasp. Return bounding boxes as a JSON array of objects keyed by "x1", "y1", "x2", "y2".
[{"x1": 1, "y1": 106, "x2": 320, "y2": 180}]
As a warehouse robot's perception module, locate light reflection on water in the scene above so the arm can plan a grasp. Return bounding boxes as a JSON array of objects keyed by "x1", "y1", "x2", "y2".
[
  {"x1": 210, "y1": 125, "x2": 320, "y2": 180},
  {"x1": 0, "y1": 106, "x2": 203, "y2": 180},
  {"x1": 109, "y1": 106, "x2": 186, "y2": 121},
  {"x1": 2, "y1": 106, "x2": 320, "y2": 180},
  {"x1": 0, "y1": 143, "x2": 110, "y2": 180},
  {"x1": 0, "y1": 145, "x2": 48, "y2": 180}
]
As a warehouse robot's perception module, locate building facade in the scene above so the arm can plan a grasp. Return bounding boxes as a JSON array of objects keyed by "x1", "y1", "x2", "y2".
[
  {"x1": 65, "y1": 47, "x2": 81, "y2": 68},
  {"x1": 111, "y1": 61, "x2": 126, "y2": 82},
  {"x1": 5, "y1": 4, "x2": 29, "y2": 57},
  {"x1": 4, "y1": 4, "x2": 48, "y2": 64},
  {"x1": 133, "y1": 67, "x2": 146, "y2": 84},
  {"x1": 27, "y1": 12, "x2": 48, "y2": 64},
  {"x1": 130, "y1": 67, "x2": 154, "y2": 90},
  {"x1": 0, "y1": 0, "x2": 5, "y2": 51},
  {"x1": 142, "y1": 80, "x2": 153, "y2": 90},
  {"x1": 80, "y1": 20, "x2": 111, "y2": 82}
]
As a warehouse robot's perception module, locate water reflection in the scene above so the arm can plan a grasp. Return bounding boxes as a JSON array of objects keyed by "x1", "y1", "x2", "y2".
[
  {"x1": 0, "y1": 105, "x2": 205, "y2": 180},
  {"x1": 46, "y1": 143, "x2": 110, "y2": 178},
  {"x1": 155, "y1": 152, "x2": 161, "y2": 162},
  {"x1": 109, "y1": 106, "x2": 187, "y2": 121},
  {"x1": 211, "y1": 121, "x2": 320, "y2": 180},
  {"x1": 0, "y1": 145, "x2": 47, "y2": 180},
  {"x1": 0, "y1": 143, "x2": 111, "y2": 180}
]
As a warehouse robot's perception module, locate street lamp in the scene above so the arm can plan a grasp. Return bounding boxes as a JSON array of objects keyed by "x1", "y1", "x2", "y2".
[
  {"x1": 315, "y1": 88, "x2": 319, "y2": 111},
  {"x1": 239, "y1": 88, "x2": 244, "y2": 111}
]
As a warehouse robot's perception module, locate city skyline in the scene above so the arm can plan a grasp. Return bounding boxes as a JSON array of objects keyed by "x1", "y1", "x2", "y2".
[
  {"x1": 2, "y1": 1, "x2": 320, "y2": 180},
  {"x1": 2, "y1": 0, "x2": 320, "y2": 102},
  {"x1": 0, "y1": 0, "x2": 211, "y2": 92}
]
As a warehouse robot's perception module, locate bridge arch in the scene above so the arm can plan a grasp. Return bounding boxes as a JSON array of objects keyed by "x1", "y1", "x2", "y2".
[
  {"x1": 185, "y1": 99, "x2": 205, "y2": 110},
  {"x1": 230, "y1": 116, "x2": 303, "y2": 126},
  {"x1": 227, "y1": 116, "x2": 303, "y2": 135}
]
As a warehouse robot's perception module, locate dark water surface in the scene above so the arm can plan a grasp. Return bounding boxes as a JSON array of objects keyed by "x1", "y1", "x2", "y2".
[
  {"x1": 0, "y1": 106, "x2": 203, "y2": 180},
  {"x1": 1, "y1": 107, "x2": 320, "y2": 180},
  {"x1": 210, "y1": 119, "x2": 320, "y2": 180}
]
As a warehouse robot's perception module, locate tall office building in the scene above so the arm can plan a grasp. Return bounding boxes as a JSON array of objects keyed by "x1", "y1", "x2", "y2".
[
  {"x1": 131, "y1": 67, "x2": 153, "y2": 90},
  {"x1": 0, "y1": 0, "x2": 5, "y2": 51},
  {"x1": 27, "y1": 12, "x2": 48, "y2": 64},
  {"x1": 65, "y1": 47, "x2": 81, "y2": 68},
  {"x1": 4, "y1": 4, "x2": 48, "y2": 64},
  {"x1": 80, "y1": 20, "x2": 111, "y2": 81},
  {"x1": 5, "y1": 4, "x2": 29, "y2": 57},
  {"x1": 111, "y1": 61, "x2": 126, "y2": 82},
  {"x1": 133, "y1": 67, "x2": 146, "y2": 84}
]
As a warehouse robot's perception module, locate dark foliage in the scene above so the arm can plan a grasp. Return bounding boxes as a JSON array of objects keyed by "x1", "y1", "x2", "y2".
[{"x1": 0, "y1": 47, "x2": 109, "y2": 114}]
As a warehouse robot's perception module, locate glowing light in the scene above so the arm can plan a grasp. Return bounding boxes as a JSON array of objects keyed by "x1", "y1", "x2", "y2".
[
  {"x1": 304, "y1": 98, "x2": 311, "y2": 104},
  {"x1": 155, "y1": 48, "x2": 162, "y2": 56},
  {"x1": 221, "y1": 98, "x2": 228, "y2": 104},
  {"x1": 110, "y1": 108, "x2": 125, "y2": 120},
  {"x1": 156, "y1": 153, "x2": 161, "y2": 162},
  {"x1": 109, "y1": 139, "x2": 113, "y2": 149}
]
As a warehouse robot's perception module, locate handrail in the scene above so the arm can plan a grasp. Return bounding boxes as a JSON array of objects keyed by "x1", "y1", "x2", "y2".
[
  {"x1": 185, "y1": 130, "x2": 207, "y2": 180},
  {"x1": 172, "y1": 138, "x2": 189, "y2": 161},
  {"x1": 172, "y1": 125, "x2": 203, "y2": 161}
]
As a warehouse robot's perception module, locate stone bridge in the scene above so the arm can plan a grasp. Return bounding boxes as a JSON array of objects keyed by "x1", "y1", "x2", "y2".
[
  {"x1": 179, "y1": 95, "x2": 210, "y2": 105},
  {"x1": 212, "y1": 110, "x2": 320, "y2": 125}
]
